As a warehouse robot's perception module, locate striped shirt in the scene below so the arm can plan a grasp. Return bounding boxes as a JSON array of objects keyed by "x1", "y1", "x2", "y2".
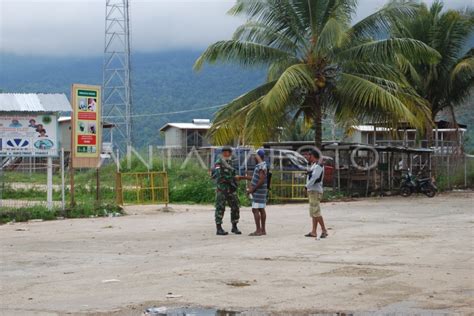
[{"x1": 250, "y1": 162, "x2": 268, "y2": 204}]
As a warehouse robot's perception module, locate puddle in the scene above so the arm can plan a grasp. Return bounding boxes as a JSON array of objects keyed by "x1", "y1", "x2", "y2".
[{"x1": 144, "y1": 307, "x2": 240, "y2": 316}]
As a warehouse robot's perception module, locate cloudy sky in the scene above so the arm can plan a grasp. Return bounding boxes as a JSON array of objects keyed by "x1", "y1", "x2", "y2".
[{"x1": 1, "y1": 0, "x2": 472, "y2": 56}]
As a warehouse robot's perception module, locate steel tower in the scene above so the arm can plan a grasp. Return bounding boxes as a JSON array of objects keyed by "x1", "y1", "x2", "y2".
[{"x1": 102, "y1": 0, "x2": 133, "y2": 151}]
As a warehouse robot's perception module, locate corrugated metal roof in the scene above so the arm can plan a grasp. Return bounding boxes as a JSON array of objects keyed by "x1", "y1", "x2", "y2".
[
  {"x1": 352, "y1": 125, "x2": 391, "y2": 132},
  {"x1": 0, "y1": 93, "x2": 72, "y2": 112},
  {"x1": 160, "y1": 122, "x2": 211, "y2": 131},
  {"x1": 58, "y1": 116, "x2": 72, "y2": 122}
]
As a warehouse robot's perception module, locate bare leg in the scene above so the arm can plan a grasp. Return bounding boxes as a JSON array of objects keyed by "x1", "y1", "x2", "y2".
[
  {"x1": 259, "y1": 208, "x2": 266, "y2": 235},
  {"x1": 312, "y1": 217, "x2": 318, "y2": 236},
  {"x1": 250, "y1": 209, "x2": 262, "y2": 235},
  {"x1": 318, "y1": 216, "x2": 327, "y2": 233}
]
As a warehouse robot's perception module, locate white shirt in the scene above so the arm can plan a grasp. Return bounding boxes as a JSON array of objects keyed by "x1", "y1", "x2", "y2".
[{"x1": 306, "y1": 162, "x2": 324, "y2": 193}]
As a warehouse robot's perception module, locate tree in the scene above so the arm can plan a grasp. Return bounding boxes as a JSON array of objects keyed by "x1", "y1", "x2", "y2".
[
  {"x1": 391, "y1": 1, "x2": 473, "y2": 125},
  {"x1": 194, "y1": 0, "x2": 440, "y2": 147}
]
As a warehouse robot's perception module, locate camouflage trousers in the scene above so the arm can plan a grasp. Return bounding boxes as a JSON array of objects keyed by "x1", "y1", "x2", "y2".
[{"x1": 215, "y1": 190, "x2": 240, "y2": 225}]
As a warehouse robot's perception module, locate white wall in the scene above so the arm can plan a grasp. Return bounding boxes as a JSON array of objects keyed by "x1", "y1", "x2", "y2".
[
  {"x1": 58, "y1": 121, "x2": 71, "y2": 151},
  {"x1": 344, "y1": 131, "x2": 363, "y2": 143},
  {"x1": 164, "y1": 127, "x2": 183, "y2": 148}
]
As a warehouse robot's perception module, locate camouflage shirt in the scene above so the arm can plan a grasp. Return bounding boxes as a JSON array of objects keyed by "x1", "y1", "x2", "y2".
[{"x1": 212, "y1": 157, "x2": 238, "y2": 192}]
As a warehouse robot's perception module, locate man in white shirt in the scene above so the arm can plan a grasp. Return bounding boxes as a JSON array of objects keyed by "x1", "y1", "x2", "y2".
[{"x1": 304, "y1": 149, "x2": 328, "y2": 239}]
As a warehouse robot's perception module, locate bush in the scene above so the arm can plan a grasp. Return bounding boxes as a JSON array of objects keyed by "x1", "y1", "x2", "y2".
[
  {"x1": 0, "y1": 203, "x2": 123, "y2": 224},
  {"x1": 435, "y1": 159, "x2": 474, "y2": 191},
  {"x1": 0, "y1": 205, "x2": 57, "y2": 224}
]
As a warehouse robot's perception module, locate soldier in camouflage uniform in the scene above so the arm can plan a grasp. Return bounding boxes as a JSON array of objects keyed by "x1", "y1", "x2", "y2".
[{"x1": 212, "y1": 146, "x2": 244, "y2": 235}]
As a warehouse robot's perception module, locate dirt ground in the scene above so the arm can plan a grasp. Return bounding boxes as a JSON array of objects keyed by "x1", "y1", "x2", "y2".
[{"x1": 1, "y1": 192, "x2": 473, "y2": 315}]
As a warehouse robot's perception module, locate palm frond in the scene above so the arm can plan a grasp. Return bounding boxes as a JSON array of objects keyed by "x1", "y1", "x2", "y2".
[
  {"x1": 351, "y1": 1, "x2": 419, "y2": 39},
  {"x1": 261, "y1": 64, "x2": 315, "y2": 114},
  {"x1": 315, "y1": 17, "x2": 349, "y2": 55},
  {"x1": 208, "y1": 81, "x2": 277, "y2": 145},
  {"x1": 193, "y1": 40, "x2": 294, "y2": 71},
  {"x1": 232, "y1": 21, "x2": 300, "y2": 53},
  {"x1": 267, "y1": 59, "x2": 300, "y2": 82},
  {"x1": 335, "y1": 73, "x2": 425, "y2": 129},
  {"x1": 450, "y1": 55, "x2": 474, "y2": 83},
  {"x1": 213, "y1": 81, "x2": 277, "y2": 123},
  {"x1": 394, "y1": 53, "x2": 422, "y2": 86},
  {"x1": 339, "y1": 38, "x2": 441, "y2": 65}
]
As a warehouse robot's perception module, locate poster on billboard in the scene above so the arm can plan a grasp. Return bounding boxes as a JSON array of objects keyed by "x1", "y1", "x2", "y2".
[
  {"x1": 71, "y1": 84, "x2": 101, "y2": 168},
  {"x1": 0, "y1": 113, "x2": 58, "y2": 157}
]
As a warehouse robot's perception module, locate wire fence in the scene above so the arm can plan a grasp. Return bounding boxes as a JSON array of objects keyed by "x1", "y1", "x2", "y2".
[
  {"x1": 431, "y1": 153, "x2": 474, "y2": 190},
  {"x1": 1, "y1": 149, "x2": 473, "y2": 209},
  {"x1": 0, "y1": 156, "x2": 117, "y2": 209}
]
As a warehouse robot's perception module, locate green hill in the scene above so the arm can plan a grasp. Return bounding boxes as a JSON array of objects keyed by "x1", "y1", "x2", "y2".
[
  {"x1": 1, "y1": 51, "x2": 472, "y2": 150},
  {"x1": 0, "y1": 51, "x2": 265, "y2": 148}
]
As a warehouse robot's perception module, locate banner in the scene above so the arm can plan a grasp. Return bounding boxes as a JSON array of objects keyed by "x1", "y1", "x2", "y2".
[
  {"x1": 71, "y1": 84, "x2": 101, "y2": 168},
  {"x1": 0, "y1": 113, "x2": 58, "y2": 157}
]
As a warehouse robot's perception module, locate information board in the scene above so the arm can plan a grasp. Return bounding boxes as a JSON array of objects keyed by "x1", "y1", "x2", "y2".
[
  {"x1": 0, "y1": 113, "x2": 58, "y2": 157},
  {"x1": 71, "y1": 84, "x2": 101, "y2": 168}
]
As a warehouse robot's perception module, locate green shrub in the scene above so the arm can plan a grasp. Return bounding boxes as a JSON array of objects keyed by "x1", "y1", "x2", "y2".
[{"x1": 0, "y1": 203, "x2": 123, "y2": 224}]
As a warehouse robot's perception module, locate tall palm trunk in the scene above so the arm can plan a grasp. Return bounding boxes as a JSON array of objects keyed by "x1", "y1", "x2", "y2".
[{"x1": 310, "y1": 93, "x2": 323, "y2": 149}]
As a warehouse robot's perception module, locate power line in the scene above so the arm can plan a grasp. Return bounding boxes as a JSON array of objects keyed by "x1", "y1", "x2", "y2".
[{"x1": 103, "y1": 104, "x2": 224, "y2": 119}]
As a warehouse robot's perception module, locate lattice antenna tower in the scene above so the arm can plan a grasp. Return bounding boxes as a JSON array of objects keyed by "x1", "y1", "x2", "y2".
[{"x1": 102, "y1": 0, "x2": 133, "y2": 151}]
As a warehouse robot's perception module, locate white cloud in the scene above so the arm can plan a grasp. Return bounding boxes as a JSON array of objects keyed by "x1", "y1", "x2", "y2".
[{"x1": 0, "y1": 0, "x2": 472, "y2": 56}]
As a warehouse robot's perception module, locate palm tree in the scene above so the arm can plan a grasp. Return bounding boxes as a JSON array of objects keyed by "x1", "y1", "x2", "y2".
[
  {"x1": 194, "y1": 0, "x2": 440, "y2": 148},
  {"x1": 281, "y1": 117, "x2": 315, "y2": 141},
  {"x1": 391, "y1": 1, "x2": 473, "y2": 130}
]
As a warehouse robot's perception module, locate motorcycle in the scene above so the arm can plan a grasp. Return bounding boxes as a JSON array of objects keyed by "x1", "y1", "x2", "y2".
[{"x1": 400, "y1": 170, "x2": 437, "y2": 198}]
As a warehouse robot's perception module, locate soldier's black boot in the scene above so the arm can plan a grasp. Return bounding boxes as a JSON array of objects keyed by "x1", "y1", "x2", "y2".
[
  {"x1": 216, "y1": 224, "x2": 228, "y2": 236},
  {"x1": 231, "y1": 223, "x2": 242, "y2": 235}
]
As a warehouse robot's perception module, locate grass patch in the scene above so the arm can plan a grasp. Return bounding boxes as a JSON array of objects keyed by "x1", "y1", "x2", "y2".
[
  {"x1": 435, "y1": 159, "x2": 474, "y2": 191},
  {"x1": 0, "y1": 203, "x2": 123, "y2": 225}
]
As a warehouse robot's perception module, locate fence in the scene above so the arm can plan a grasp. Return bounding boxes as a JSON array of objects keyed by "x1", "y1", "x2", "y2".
[
  {"x1": 0, "y1": 155, "x2": 117, "y2": 210},
  {"x1": 0, "y1": 157, "x2": 64, "y2": 209},
  {"x1": 269, "y1": 171, "x2": 308, "y2": 202},
  {"x1": 431, "y1": 153, "x2": 474, "y2": 190},
  {"x1": 1, "y1": 147, "x2": 472, "y2": 210},
  {"x1": 116, "y1": 171, "x2": 169, "y2": 206}
]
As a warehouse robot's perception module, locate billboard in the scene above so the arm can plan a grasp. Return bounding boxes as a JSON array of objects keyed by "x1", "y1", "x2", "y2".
[
  {"x1": 71, "y1": 84, "x2": 101, "y2": 168},
  {"x1": 0, "y1": 114, "x2": 58, "y2": 157}
]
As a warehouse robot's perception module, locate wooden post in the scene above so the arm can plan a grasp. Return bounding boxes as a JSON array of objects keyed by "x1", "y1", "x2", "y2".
[
  {"x1": 464, "y1": 154, "x2": 467, "y2": 188},
  {"x1": 47, "y1": 157, "x2": 53, "y2": 210},
  {"x1": 96, "y1": 168, "x2": 100, "y2": 204},
  {"x1": 447, "y1": 155, "x2": 450, "y2": 189},
  {"x1": 365, "y1": 162, "x2": 370, "y2": 197},
  {"x1": 388, "y1": 152, "x2": 392, "y2": 191},
  {"x1": 61, "y1": 148, "x2": 65, "y2": 211},
  {"x1": 0, "y1": 158, "x2": 4, "y2": 208},
  {"x1": 70, "y1": 157, "x2": 75, "y2": 207},
  {"x1": 335, "y1": 148, "x2": 341, "y2": 192}
]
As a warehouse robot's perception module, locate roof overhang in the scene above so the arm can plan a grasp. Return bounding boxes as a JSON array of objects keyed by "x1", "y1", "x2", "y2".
[{"x1": 0, "y1": 93, "x2": 72, "y2": 112}]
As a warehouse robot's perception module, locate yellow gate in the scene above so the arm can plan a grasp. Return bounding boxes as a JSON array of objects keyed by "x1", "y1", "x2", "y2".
[
  {"x1": 116, "y1": 171, "x2": 169, "y2": 205},
  {"x1": 269, "y1": 171, "x2": 308, "y2": 202}
]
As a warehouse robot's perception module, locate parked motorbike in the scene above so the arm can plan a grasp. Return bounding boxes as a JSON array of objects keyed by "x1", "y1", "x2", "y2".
[{"x1": 400, "y1": 170, "x2": 437, "y2": 198}]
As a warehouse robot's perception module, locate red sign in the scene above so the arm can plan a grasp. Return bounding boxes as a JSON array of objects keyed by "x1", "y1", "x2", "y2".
[
  {"x1": 78, "y1": 112, "x2": 97, "y2": 120},
  {"x1": 78, "y1": 135, "x2": 96, "y2": 145}
]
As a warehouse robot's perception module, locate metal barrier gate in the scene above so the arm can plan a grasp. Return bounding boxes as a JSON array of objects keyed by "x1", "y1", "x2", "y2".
[
  {"x1": 269, "y1": 171, "x2": 308, "y2": 202},
  {"x1": 116, "y1": 171, "x2": 169, "y2": 206}
]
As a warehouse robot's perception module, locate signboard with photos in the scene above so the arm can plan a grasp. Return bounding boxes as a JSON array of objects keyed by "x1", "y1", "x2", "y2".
[
  {"x1": 0, "y1": 113, "x2": 58, "y2": 157},
  {"x1": 71, "y1": 84, "x2": 102, "y2": 168}
]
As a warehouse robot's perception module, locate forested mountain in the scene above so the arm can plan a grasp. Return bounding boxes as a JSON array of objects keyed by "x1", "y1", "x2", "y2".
[
  {"x1": 0, "y1": 50, "x2": 472, "y2": 150},
  {"x1": 0, "y1": 51, "x2": 265, "y2": 147}
]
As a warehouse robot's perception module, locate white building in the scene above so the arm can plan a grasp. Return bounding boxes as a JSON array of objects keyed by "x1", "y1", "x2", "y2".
[
  {"x1": 159, "y1": 119, "x2": 211, "y2": 152},
  {"x1": 344, "y1": 120, "x2": 467, "y2": 154}
]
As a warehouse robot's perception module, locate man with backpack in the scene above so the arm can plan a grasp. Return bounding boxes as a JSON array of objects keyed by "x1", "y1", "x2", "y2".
[{"x1": 304, "y1": 149, "x2": 328, "y2": 239}]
